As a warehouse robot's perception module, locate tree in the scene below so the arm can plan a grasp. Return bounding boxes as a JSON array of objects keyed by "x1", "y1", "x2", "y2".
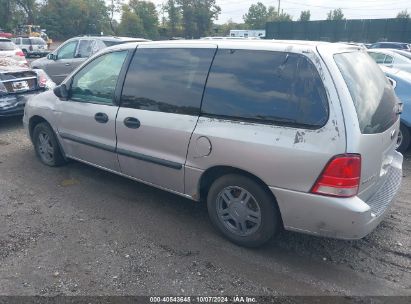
[
  {"x1": 15, "y1": 0, "x2": 38, "y2": 24},
  {"x1": 0, "y1": 0, "x2": 16, "y2": 31},
  {"x1": 164, "y1": 0, "x2": 181, "y2": 37},
  {"x1": 214, "y1": 19, "x2": 246, "y2": 36},
  {"x1": 129, "y1": 0, "x2": 159, "y2": 39},
  {"x1": 176, "y1": 0, "x2": 220, "y2": 38},
  {"x1": 108, "y1": 0, "x2": 123, "y2": 34},
  {"x1": 299, "y1": 10, "x2": 311, "y2": 21},
  {"x1": 326, "y1": 8, "x2": 344, "y2": 21},
  {"x1": 118, "y1": 4, "x2": 145, "y2": 37},
  {"x1": 244, "y1": 2, "x2": 291, "y2": 28},
  {"x1": 38, "y1": 0, "x2": 110, "y2": 39},
  {"x1": 243, "y1": 2, "x2": 268, "y2": 29},
  {"x1": 397, "y1": 9, "x2": 410, "y2": 19}
]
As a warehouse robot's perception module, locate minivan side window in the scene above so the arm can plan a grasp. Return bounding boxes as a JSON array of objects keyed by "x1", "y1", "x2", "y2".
[
  {"x1": 70, "y1": 51, "x2": 128, "y2": 105},
  {"x1": 201, "y1": 49, "x2": 329, "y2": 127},
  {"x1": 120, "y1": 48, "x2": 216, "y2": 115}
]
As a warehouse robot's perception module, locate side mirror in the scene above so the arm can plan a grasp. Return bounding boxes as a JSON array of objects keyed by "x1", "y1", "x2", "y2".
[
  {"x1": 47, "y1": 53, "x2": 57, "y2": 60},
  {"x1": 53, "y1": 84, "x2": 69, "y2": 100}
]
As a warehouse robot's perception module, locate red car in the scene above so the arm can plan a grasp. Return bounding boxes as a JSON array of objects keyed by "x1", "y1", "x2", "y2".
[{"x1": 0, "y1": 29, "x2": 13, "y2": 39}]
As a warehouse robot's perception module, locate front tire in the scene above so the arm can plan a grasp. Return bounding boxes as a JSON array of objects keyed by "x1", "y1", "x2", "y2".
[
  {"x1": 207, "y1": 174, "x2": 280, "y2": 247},
  {"x1": 397, "y1": 123, "x2": 410, "y2": 153},
  {"x1": 33, "y1": 122, "x2": 66, "y2": 167}
]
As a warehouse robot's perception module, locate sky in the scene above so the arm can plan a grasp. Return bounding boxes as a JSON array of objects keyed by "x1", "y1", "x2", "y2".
[{"x1": 141, "y1": 0, "x2": 411, "y2": 24}]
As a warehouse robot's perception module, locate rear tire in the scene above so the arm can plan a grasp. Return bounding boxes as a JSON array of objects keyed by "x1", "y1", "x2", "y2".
[
  {"x1": 33, "y1": 122, "x2": 66, "y2": 167},
  {"x1": 207, "y1": 174, "x2": 280, "y2": 247},
  {"x1": 397, "y1": 123, "x2": 410, "y2": 153}
]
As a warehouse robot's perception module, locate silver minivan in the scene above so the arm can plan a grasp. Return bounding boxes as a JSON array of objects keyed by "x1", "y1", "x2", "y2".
[{"x1": 23, "y1": 40, "x2": 403, "y2": 247}]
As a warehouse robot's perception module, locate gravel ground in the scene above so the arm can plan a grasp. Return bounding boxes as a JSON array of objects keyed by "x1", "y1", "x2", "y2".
[{"x1": 0, "y1": 117, "x2": 410, "y2": 296}]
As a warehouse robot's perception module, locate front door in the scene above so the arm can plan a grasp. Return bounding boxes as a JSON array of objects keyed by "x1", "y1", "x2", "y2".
[
  {"x1": 55, "y1": 50, "x2": 129, "y2": 171},
  {"x1": 116, "y1": 44, "x2": 217, "y2": 193}
]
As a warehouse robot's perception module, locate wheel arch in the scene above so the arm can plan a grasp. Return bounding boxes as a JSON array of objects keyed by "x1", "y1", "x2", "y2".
[
  {"x1": 198, "y1": 165, "x2": 283, "y2": 226},
  {"x1": 28, "y1": 115, "x2": 50, "y2": 141}
]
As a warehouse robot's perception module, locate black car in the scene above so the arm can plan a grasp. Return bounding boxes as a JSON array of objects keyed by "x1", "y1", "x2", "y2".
[
  {"x1": 369, "y1": 42, "x2": 411, "y2": 51},
  {"x1": 0, "y1": 57, "x2": 54, "y2": 117}
]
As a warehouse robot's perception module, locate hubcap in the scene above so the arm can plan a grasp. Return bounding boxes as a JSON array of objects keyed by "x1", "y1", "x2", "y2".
[
  {"x1": 37, "y1": 132, "x2": 54, "y2": 162},
  {"x1": 216, "y1": 186, "x2": 262, "y2": 236},
  {"x1": 396, "y1": 129, "x2": 403, "y2": 149}
]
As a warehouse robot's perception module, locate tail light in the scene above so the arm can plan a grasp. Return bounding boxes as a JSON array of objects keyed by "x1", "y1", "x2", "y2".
[
  {"x1": 311, "y1": 154, "x2": 361, "y2": 198},
  {"x1": 15, "y1": 50, "x2": 25, "y2": 57},
  {"x1": 34, "y1": 69, "x2": 55, "y2": 89},
  {"x1": 38, "y1": 73, "x2": 47, "y2": 87}
]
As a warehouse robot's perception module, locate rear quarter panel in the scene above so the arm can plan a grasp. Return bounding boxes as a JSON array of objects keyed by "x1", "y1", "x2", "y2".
[{"x1": 185, "y1": 46, "x2": 347, "y2": 197}]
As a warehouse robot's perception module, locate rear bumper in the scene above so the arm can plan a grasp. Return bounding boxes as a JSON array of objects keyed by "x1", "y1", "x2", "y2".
[
  {"x1": 0, "y1": 91, "x2": 43, "y2": 117},
  {"x1": 271, "y1": 151, "x2": 403, "y2": 240}
]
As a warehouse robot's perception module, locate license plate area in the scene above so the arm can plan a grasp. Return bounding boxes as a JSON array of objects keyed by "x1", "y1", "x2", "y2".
[{"x1": 12, "y1": 81, "x2": 29, "y2": 92}]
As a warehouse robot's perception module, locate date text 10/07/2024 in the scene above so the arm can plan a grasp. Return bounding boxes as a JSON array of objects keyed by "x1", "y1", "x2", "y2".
[{"x1": 150, "y1": 296, "x2": 258, "y2": 303}]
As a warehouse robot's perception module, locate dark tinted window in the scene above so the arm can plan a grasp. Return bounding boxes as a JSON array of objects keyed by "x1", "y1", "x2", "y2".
[
  {"x1": 22, "y1": 38, "x2": 30, "y2": 44},
  {"x1": 201, "y1": 49, "x2": 329, "y2": 127},
  {"x1": 334, "y1": 51, "x2": 399, "y2": 134},
  {"x1": 121, "y1": 48, "x2": 215, "y2": 115}
]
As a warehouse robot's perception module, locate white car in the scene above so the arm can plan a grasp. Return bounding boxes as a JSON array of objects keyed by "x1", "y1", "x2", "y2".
[
  {"x1": 368, "y1": 49, "x2": 411, "y2": 74},
  {"x1": 0, "y1": 38, "x2": 28, "y2": 67},
  {"x1": 12, "y1": 37, "x2": 49, "y2": 58}
]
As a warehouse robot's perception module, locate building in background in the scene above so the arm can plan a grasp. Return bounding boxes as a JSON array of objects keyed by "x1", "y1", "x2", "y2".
[{"x1": 229, "y1": 30, "x2": 266, "y2": 38}]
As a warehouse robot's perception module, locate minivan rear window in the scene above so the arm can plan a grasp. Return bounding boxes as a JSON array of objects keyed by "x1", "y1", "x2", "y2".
[
  {"x1": 201, "y1": 50, "x2": 329, "y2": 128},
  {"x1": 334, "y1": 51, "x2": 399, "y2": 134}
]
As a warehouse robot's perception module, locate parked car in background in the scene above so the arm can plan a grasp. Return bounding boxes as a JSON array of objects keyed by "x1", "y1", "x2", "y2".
[
  {"x1": 24, "y1": 41, "x2": 402, "y2": 247},
  {"x1": 12, "y1": 37, "x2": 49, "y2": 57},
  {"x1": 0, "y1": 56, "x2": 54, "y2": 117},
  {"x1": 381, "y1": 66, "x2": 411, "y2": 153},
  {"x1": 389, "y1": 49, "x2": 411, "y2": 60},
  {"x1": 369, "y1": 42, "x2": 411, "y2": 52},
  {"x1": 0, "y1": 29, "x2": 13, "y2": 39},
  {"x1": 31, "y1": 36, "x2": 149, "y2": 84},
  {"x1": 0, "y1": 38, "x2": 28, "y2": 67},
  {"x1": 368, "y1": 49, "x2": 411, "y2": 73}
]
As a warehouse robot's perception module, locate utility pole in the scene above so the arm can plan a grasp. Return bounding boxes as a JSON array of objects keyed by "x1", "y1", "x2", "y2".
[{"x1": 278, "y1": 0, "x2": 281, "y2": 15}]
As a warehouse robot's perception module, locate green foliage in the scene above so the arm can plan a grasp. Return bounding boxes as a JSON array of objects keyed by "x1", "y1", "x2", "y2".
[
  {"x1": 299, "y1": 10, "x2": 311, "y2": 22},
  {"x1": 243, "y1": 2, "x2": 291, "y2": 29},
  {"x1": 214, "y1": 19, "x2": 246, "y2": 36},
  {"x1": 327, "y1": 8, "x2": 345, "y2": 21},
  {"x1": 164, "y1": 0, "x2": 182, "y2": 37},
  {"x1": 38, "y1": 0, "x2": 110, "y2": 39},
  {"x1": 397, "y1": 10, "x2": 410, "y2": 19},
  {"x1": 176, "y1": 0, "x2": 221, "y2": 38},
  {"x1": 118, "y1": 4, "x2": 145, "y2": 37},
  {"x1": 1, "y1": 0, "x2": 220, "y2": 40}
]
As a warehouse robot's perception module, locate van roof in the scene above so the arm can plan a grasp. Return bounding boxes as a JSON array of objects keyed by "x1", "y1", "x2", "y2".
[{"x1": 106, "y1": 39, "x2": 359, "y2": 54}]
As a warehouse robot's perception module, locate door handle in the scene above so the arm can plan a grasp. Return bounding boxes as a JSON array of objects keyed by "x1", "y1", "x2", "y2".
[
  {"x1": 94, "y1": 112, "x2": 109, "y2": 123},
  {"x1": 124, "y1": 117, "x2": 141, "y2": 129},
  {"x1": 65, "y1": 63, "x2": 71, "y2": 66}
]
